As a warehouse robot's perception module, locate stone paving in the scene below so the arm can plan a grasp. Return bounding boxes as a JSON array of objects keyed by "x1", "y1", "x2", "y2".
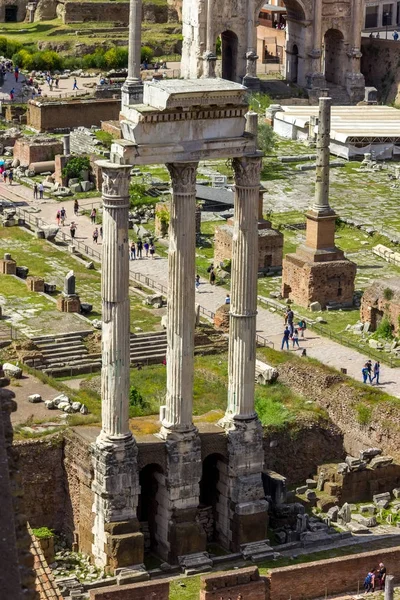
[{"x1": 2, "y1": 179, "x2": 400, "y2": 397}]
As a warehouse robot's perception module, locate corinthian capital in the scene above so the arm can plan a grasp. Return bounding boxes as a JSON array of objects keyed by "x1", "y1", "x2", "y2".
[
  {"x1": 233, "y1": 156, "x2": 262, "y2": 188},
  {"x1": 97, "y1": 161, "x2": 132, "y2": 200},
  {"x1": 166, "y1": 162, "x2": 198, "y2": 194}
]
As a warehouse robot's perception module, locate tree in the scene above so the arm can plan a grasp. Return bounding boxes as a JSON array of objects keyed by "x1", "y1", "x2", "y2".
[{"x1": 257, "y1": 121, "x2": 275, "y2": 155}]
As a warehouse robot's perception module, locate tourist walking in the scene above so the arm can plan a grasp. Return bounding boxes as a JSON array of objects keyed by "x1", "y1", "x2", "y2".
[
  {"x1": 136, "y1": 238, "x2": 143, "y2": 258},
  {"x1": 74, "y1": 199, "x2": 79, "y2": 216},
  {"x1": 9, "y1": 88, "x2": 14, "y2": 101},
  {"x1": 130, "y1": 242, "x2": 136, "y2": 260},
  {"x1": 292, "y1": 328, "x2": 300, "y2": 348},
  {"x1": 225, "y1": 294, "x2": 230, "y2": 304},
  {"x1": 372, "y1": 361, "x2": 380, "y2": 385},
  {"x1": 144, "y1": 240, "x2": 149, "y2": 257},
  {"x1": 195, "y1": 274, "x2": 200, "y2": 292},
  {"x1": 60, "y1": 206, "x2": 66, "y2": 225},
  {"x1": 366, "y1": 359, "x2": 373, "y2": 383},
  {"x1": 364, "y1": 568, "x2": 376, "y2": 593},
  {"x1": 8, "y1": 169, "x2": 13, "y2": 185},
  {"x1": 56, "y1": 210, "x2": 61, "y2": 225},
  {"x1": 73, "y1": 77, "x2": 79, "y2": 90},
  {"x1": 100, "y1": 225, "x2": 103, "y2": 240},
  {"x1": 39, "y1": 182, "x2": 44, "y2": 199},
  {"x1": 33, "y1": 182, "x2": 38, "y2": 199},
  {"x1": 3, "y1": 170, "x2": 7, "y2": 184},
  {"x1": 393, "y1": 30, "x2": 399, "y2": 40},
  {"x1": 298, "y1": 318, "x2": 307, "y2": 338},
  {"x1": 362, "y1": 363, "x2": 370, "y2": 384},
  {"x1": 149, "y1": 242, "x2": 155, "y2": 258},
  {"x1": 286, "y1": 307, "x2": 294, "y2": 336},
  {"x1": 70, "y1": 222, "x2": 77, "y2": 239},
  {"x1": 281, "y1": 327, "x2": 290, "y2": 351},
  {"x1": 90, "y1": 208, "x2": 96, "y2": 224},
  {"x1": 377, "y1": 562, "x2": 386, "y2": 589},
  {"x1": 93, "y1": 227, "x2": 99, "y2": 243}
]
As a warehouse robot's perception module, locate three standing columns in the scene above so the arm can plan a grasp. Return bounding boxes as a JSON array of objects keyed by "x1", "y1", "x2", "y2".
[
  {"x1": 157, "y1": 162, "x2": 207, "y2": 562},
  {"x1": 220, "y1": 155, "x2": 269, "y2": 550},
  {"x1": 92, "y1": 162, "x2": 143, "y2": 569}
]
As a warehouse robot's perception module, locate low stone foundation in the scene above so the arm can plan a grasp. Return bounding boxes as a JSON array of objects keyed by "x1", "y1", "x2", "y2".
[
  {"x1": 89, "y1": 579, "x2": 170, "y2": 600},
  {"x1": 201, "y1": 566, "x2": 267, "y2": 600},
  {"x1": 26, "y1": 276, "x2": 45, "y2": 293},
  {"x1": 57, "y1": 294, "x2": 81, "y2": 313},
  {"x1": 0, "y1": 254, "x2": 17, "y2": 275}
]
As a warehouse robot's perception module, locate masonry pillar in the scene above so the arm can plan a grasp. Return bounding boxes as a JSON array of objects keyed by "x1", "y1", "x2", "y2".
[
  {"x1": 345, "y1": 0, "x2": 365, "y2": 102},
  {"x1": 219, "y1": 155, "x2": 268, "y2": 551},
  {"x1": 203, "y1": 0, "x2": 216, "y2": 78},
  {"x1": 121, "y1": 0, "x2": 143, "y2": 108},
  {"x1": 307, "y1": 0, "x2": 325, "y2": 88},
  {"x1": 157, "y1": 162, "x2": 206, "y2": 562},
  {"x1": 243, "y1": 0, "x2": 260, "y2": 90},
  {"x1": 91, "y1": 162, "x2": 143, "y2": 569}
]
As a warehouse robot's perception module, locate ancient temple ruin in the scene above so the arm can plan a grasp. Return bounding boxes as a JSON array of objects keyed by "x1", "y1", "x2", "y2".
[{"x1": 281, "y1": 97, "x2": 356, "y2": 309}]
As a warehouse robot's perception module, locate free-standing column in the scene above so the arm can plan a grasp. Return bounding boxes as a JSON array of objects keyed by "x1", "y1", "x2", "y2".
[
  {"x1": 161, "y1": 162, "x2": 198, "y2": 435},
  {"x1": 203, "y1": 0, "x2": 216, "y2": 77},
  {"x1": 312, "y1": 96, "x2": 331, "y2": 214},
  {"x1": 100, "y1": 162, "x2": 132, "y2": 440},
  {"x1": 92, "y1": 162, "x2": 143, "y2": 569},
  {"x1": 224, "y1": 155, "x2": 262, "y2": 422},
  {"x1": 244, "y1": 0, "x2": 259, "y2": 81},
  {"x1": 121, "y1": 0, "x2": 143, "y2": 107}
]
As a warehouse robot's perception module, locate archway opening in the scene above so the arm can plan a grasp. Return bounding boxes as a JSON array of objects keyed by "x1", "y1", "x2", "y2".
[
  {"x1": 137, "y1": 463, "x2": 164, "y2": 555},
  {"x1": 5, "y1": 5, "x2": 18, "y2": 21},
  {"x1": 221, "y1": 30, "x2": 238, "y2": 82},
  {"x1": 324, "y1": 28, "x2": 345, "y2": 85},
  {"x1": 199, "y1": 453, "x2": 228, "y2": 548},
  {"x1": 280, "y1": 0, "x2": 306, "y2": 84},
  {"x1": 290, "y1": 43, "x2": 299, "y2": 83}
]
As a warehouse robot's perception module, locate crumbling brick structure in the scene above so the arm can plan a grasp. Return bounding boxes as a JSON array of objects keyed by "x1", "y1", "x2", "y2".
[
  {"x1": 13, "y1": 136, "x2": 63, "y2": 167},
  {"x1": 200, "y1": 566, "x2": 268, "y2": 600},
  {"x1": 360, "y1": 277, "x2": 400, "y2": 335}
]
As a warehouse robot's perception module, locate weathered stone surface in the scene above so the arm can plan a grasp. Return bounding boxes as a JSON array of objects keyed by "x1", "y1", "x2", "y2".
[
  {"x1": 71, "y1": 402, "x2": 81, "y2": 412},
  {"x1": 338, "y1": 502, "x2": 352, "y2": 524},
  {"x1": 2, "y1": 363, "x2": 22, "y2": 379},
  {"x1": 310, "y1": 301, "x2": 322, "y2": 312},
  {"x1": 255, "y1": 360, "x2": 278, "y2": 385},
  {"x1": 393, "y1": 488, "x2": 400, "y2": 499},
  {"x1": 296, "y1": 485, "x2": 308, "y2": 495},
  {"x1": 345, "y1": 455, "x2": 367, "y2": 471},
  {"x1": 347, "y1": 521, "x2": 370, "y2": 533},
  {"x1": 28, "y1": 394, "x2": 42, "y2": 403},
  {"x1": 327, "y1": 506, "x2": 339, "y2": 521},
  {"x1": 305, "y1": 489, "x2": 317, "y2": 501},
  {"x1": 306, "y1": 479, "x2": 317, "y2": 489},
  {"x1": 45, "y1": 399, "x2": 56, "y2": 409},
  {"x1": 352, "y1": 513, "x2": 377, "y2": 527},
  {"x1": 53, "y1": 393, "x2": 70, "y2": 406},
  {"x1": 81, "y1": 181, "x2": 94, "y2": 192},
  {"x1": 369, "y1": 455, "x2": 393, "y2": 469},
  {"x1": 373, "y1": 492, "x2": 391, "y2": 508},
  {"x1": 360, "y1": 447, "x2": 382, "y2": 461},
  {"x1": 70, "y1": 183, "x2": 82, "y2": 193},
  {"x1": 360, "y1": 504, "x2": 376, "y2": 515}
]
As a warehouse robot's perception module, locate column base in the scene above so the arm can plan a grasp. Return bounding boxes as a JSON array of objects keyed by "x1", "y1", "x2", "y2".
[
  {"x1": 242, "y1": 74, "x2": 260, "y2": 92},
  {"x1": 121, "y1": 79, "x2": 144, "y2": 109},
  {"x1": 91, "y1": 434, "x2": 143, "y2": 568},
  {"x1": 156, "y1": 427, "x2": 206, "y2": 562},
  {"x1": 218, "y1": 416, "x2": 268, "y2": 551},
  {"x1": 202, "y1": 52, "x2": 217, "y2": 78}
]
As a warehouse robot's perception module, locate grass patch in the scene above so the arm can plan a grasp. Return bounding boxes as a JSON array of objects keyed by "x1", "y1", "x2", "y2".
[{"x1": 356, "y1": 403, "x2": 372, "y2": 425}]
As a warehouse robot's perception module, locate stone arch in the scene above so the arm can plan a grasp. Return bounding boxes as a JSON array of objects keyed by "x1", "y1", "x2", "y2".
[
  {"x1": 323, "y1": 28, "x2": 346, "y2": 85},
  {"x1": 281, "y1": 0, "x2": 309, "y2": 86},
  {"x1": 221, "y1": 30, "x2": 239, "y2": 82},
  {"x1": 137, "y1": 463, "x2": 165, "y2": 556},
  {"x1": 199, "y1": 452, "x2": 229, "y2": 548}
]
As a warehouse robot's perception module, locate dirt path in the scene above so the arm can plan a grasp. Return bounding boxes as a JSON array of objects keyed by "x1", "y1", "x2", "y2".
[{"x1": 3, "y1": 180, "x2": 400, "y2": 397}]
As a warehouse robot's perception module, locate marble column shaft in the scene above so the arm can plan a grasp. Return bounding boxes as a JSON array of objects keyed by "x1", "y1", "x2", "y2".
[
  {"x1": 127, "y1": 0, "x2": 142, "y2": 82},
  {"x1": 313, "y1": 97, "x2": 331, "y2": 213},
  {"x1": 100, "y1": 163, "x2": 132, "y2": 439},
  {"x1": 162, "y1": 162, "x2": 198, "y2": 434},
  {"x1": 226, "y1": 155, "x2": 262, "y2": 421}
]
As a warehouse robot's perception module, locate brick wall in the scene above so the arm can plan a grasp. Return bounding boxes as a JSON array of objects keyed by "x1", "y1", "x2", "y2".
[
  {"x1": 269, "y1": 546, "x2": 400, "y2": 600},
  {"x1": 214, "y1": 224, "x2": 283, "y2": 271},
  {"x1": 101, "y1": 120, "x2": 122, "y2": 139},
  {"x1": 200, "y1": 567, "x2": 268, "y2": 600},
  {"x1": 14, "y1": 436, "x2": 66, "y2": 532},
  {"x1": 360, "y1": 281, "x2": 400, "y2": 335},
  {"x1": 27, "y1": 99, "x2": 120, "y2": 132},
  {"x1": 59, "y1": 0, "x2": 176, "y2": 23},
  {"x1": 89, "y1": 580, "x2": 169, "y2": 600},
  {"x1": 13, "y1": 138, "x2": 63, "y2": 166}
]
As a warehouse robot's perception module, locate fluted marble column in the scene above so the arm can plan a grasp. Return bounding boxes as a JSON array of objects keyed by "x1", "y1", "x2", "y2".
[
  {"x1": 160, "y1": 162, "x2": 198, "y2": 436},
  {"x1": 92, "y1": 162, "x2": 143, "y2": 569},
  {"x1": 225, "y1": 155, "x2": 262, "y2": 422},
  {"x1": 312, "y1": 96, "x2": 331, "y2": 214},
  {"x1": 99, "y1": 162, "x2": 132, "y2": 440}
]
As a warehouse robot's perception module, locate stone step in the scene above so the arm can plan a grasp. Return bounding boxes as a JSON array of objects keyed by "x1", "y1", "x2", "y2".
[
  {"x1": 130, "y1": 347, "x2": 167, "y2": 358},
  {"x1": 42, "y1": 362, "x2": 102, "y2": 376},
  {"x1": 36, "y1": 339, "x2": 85, "y2": 349},
  {"x1": 241, "y1": 540, "x2": 274, "y2": 562},
  {"x1": 130, "y1": 339, "x2": 167, "y2": 350},
  {"x1": 30, "y1": 330, "x2": 92, "y2": 343},
  {"x1": 130, "y1": 352, "x2": 166, "y2": 364},
  {"x1": 40, "y1": 347, "x2": 88, "y2": 358},
  {"x1": 42, "y1": 356, "x2": 99, "y2": 368},
  {"x1": 130, "y1": 332, "x2": 167, "y2": 341}
]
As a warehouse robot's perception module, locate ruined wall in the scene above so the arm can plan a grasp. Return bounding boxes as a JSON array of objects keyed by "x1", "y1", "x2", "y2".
[
  {"x1": 27, "y1": 99, "x2": 120, "y2": 132},
  {"x1": 277, "y1": 360, "x2": 400, "y2": 460},
  {"x1": 201, "y1": 567, "x2": 268, "y2": 600},
  {"x1": 269, "y1": 546, "x2": 400, "y2": 600},
  {"x1": 57, "y1": 0, "x2": 177, "y2": 24},
  {"x1": 89, "y1": 580, "x2": 169, "y2": 600},
  {"x1": 63, "y1": 430, "x2": 94, "y2": 553},
  {"x1": 14, "y1": 435, "x2": 66, "y2": 531},
  {"x1": 360, "y1": 280, "x2": 400, "y2": 335},
  {"x1": 0, "y1": 0, "x2": 28, "y2": 22},
  {"x1": 361, "y1": 38, "x2": 400, "y2": 103},
  {"x1": 13, "y1": 137, "x2": 63, "y2": 166},
  {"x1": 263, "y1": 420, "x2": 344, "y2": 484}
]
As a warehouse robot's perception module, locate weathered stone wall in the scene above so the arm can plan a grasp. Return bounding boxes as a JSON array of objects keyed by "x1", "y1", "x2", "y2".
[
  {"x1": 263, "y1": 420, "x2": 344, "y2": 484},
  {"x1": 282, "y1": 254, "x2": 356, "y2": 308},
  {"x1": 14, "y1": 435, "x2": 66, "y2": 531},
  {"x1": 361, "y1": 38, "x2": 400, "y2": 103},
  {"x1": 27, "y1": 99, "x2": 120, "y2": 132},
  {"x1": 335, "y1": 463, "x2": 400, "y2": 504},
  {"x1": 57, "y1": 0, "x2": 177, "y2": 24},
  {"x1": 277, "y1": 360, "x2": 400, "y2": 460},
  {"x1": 200, "y1": 567, "x2": 268, "y2": 600},
  {"x1": 13, "y1": 137, "x2": 63, "y2": 166},
  {"x1": 269, "y1": 546, "x2": 400, "y2": 600},
  {"x1": 360, "y1": 278, "x2": 400, "y2": 335},
  {"x1": 0, "y1": 0, "x2": 28, "y2": 22},
  {"x1": 63, "y1": 430, "x2": 94, "y2": 553},
  {"x1": 89, "y1": 580, "x2": 170, "y2": 600}
]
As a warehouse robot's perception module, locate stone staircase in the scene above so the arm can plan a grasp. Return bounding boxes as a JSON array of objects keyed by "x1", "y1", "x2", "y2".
[
  {"x1": 25, "y1": 330, "x2": 168, "y2": 376},
  {"x1": 324, "y1": 83, "x2": 352, "y2": 105}
]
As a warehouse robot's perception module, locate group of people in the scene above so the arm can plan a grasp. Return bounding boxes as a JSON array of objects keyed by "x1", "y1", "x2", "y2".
[
  {"x1": 364, "y1": 562, "x2": 386, "y2": 593},
  {"x1": 0, "y1": 166, "x2": 14, "y2": 185},
  {"x1": 129, "y1": 239, "x2": 155, "y2": 259},
  {"x1": 369, "y1": 30, "x2": 399, "y2": 40},
  {"x1": 362, "y1": 360, "x2": 381, "y2": 385},
  {"x1": 33, "y1": 182, "x2": 44, "y2": 199},
  {"x1": 281, "y1": 308, "x2": 307, "y2": 351},
  {"x1": 56, "y1": 206, "x2": 67, "y2": 226}
]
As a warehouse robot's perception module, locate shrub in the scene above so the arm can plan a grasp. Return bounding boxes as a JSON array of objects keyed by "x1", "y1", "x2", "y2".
[
  {"x1": 130, "y1": 183, "x2": 156, "y2": 208},
  {"x1": 104, "y1": 46, "x2": 128, "y2": 69},
  {"x1": 258, "y1": 122, "x2": 275, "y2": 154},
  {"x1": 141, "y1": 46, "x2": 154, "y2": 63},
  {"x1": 32, "y1": 527, "x2": 54, "y2": 539},
  {"x1": 356, "y1": 403, "x2": 372, "y2": 426},
  {"x1": 129, "y1": 385, "x2": 149, "y2": 417},
  {"x1": 62, "y1": 156, "x2": 90, "y2": 181},
  {"x1": 384, "y1": 287, "x2": 394, "y2": 301},
  {"x1": 95, "y1": 130, "x2": 113, "y2": 148},
  {"x1": 376, "y1": 317, "x2": 393, "y2": 340}
]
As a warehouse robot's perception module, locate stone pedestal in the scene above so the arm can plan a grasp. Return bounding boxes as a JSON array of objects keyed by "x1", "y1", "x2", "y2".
[
  {"x1": 91, "y1": 162, "x2": 143, "y2": 569},
  {"x1": 57, "y1": 293, "x2": 80, "y2": 313},
  {"x1": 0, "y1": 254, "x2": 16, "y2": 275},
  {"x1": 26, "y1": 276, "x2": 45, "y2": 293}
]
